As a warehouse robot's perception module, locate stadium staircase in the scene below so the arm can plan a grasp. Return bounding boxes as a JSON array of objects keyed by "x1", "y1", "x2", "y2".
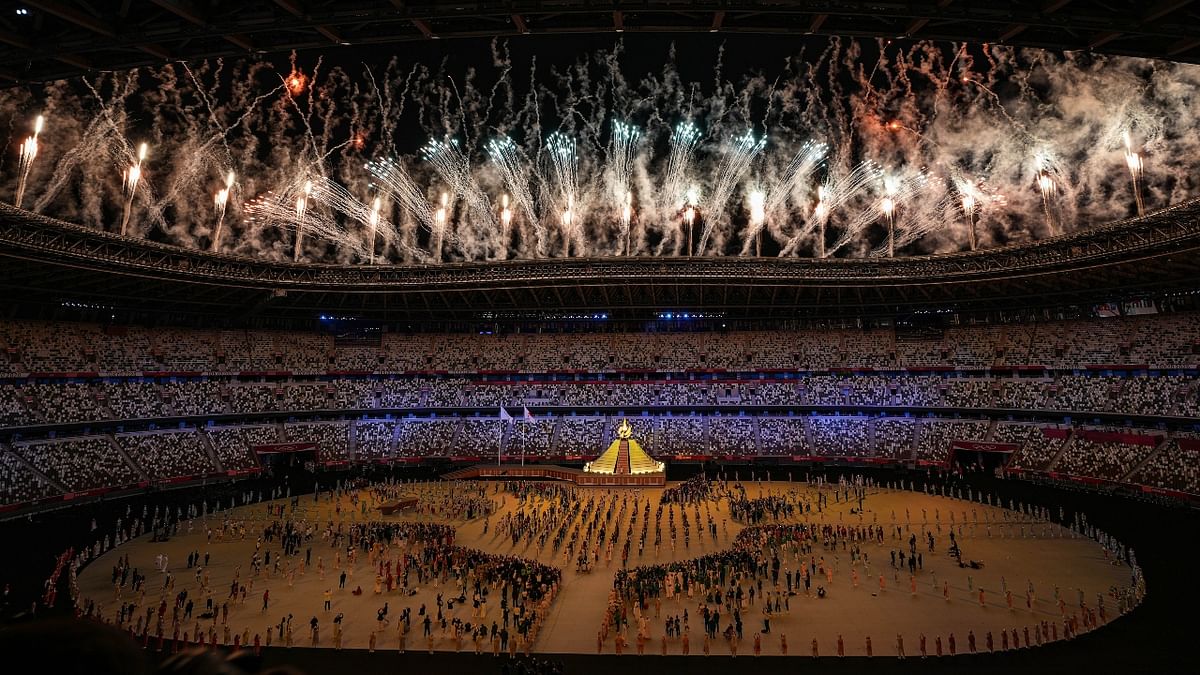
[
  {"x1": 753, "y1": 418, "x2": 764, "y2": 456},
  {"x1": 984, "y1": 419, "x2": 999, "y2": 441},
  {"x1": 614, "y1": 442, "x2": 631, "y2": 474},
  {"x1": 107, "y1": 433, "x2": 149, "y2": 481},
  {"x1": 1046, "y1": 429, "x2": 1077, "y2": 472},
  {"x1": 347, "y1": 422, "x2": 359, "y2": 461},
  {"x1": 1120, "y1": 436, "x2": 1172, "y2": 483},
  {"x1": 1006, "y1": 428, "x2": 1033, "y2": 463},
  {"x1": 389, "y1": 422, "x2": 403, "y2": 460},
  {"x1": 499, "y1": 420, "x2": 514, "y2": 451},
  {"x1": 198, "y1": 429, "x2": 223, "y2": 472},
  {"x1": 1, "y1": 441, "x2": 65, "y2": 492},
  {"x1": 441, "y1": 466, "x2": 477, "y2": 480}
]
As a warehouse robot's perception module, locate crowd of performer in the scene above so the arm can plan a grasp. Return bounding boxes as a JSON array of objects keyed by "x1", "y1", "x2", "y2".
[
  {"x1": 492, "y1": 479, "x2": 726, "y2": 570},
  {"x1": 38, "y1": 467, "x2": 1148, "y2": 660},
  {"x1": 66, "y1": 480, "x2": 560, "y2": 658},
  {"x1": 590, "y1": 476, "x2": 1146, "y2": 657}
]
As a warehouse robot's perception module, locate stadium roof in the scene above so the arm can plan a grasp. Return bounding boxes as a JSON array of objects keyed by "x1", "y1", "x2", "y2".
[
  {"x1": 3, "y1": 1, "x2": 1200, "y2": 84},
  {"x1": 2, "y1": 200, "x2": 1200, "y2": 327}
]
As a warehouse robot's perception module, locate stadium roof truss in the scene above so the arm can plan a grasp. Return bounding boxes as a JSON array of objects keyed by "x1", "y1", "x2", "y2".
[
  {"x1": 2, "y1": 200, "x2": 1200, "y2": 325},
  {"x1": 3, "y1": 1, "x2": 1200, "y2": 83}
]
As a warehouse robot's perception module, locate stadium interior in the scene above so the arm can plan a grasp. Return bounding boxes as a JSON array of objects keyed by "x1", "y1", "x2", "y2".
[{"x1": 2, "y1": 3, "x2": 1200, "y2": 675}]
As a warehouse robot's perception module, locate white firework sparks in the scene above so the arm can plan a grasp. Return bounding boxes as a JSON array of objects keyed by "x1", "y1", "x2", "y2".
[
  {"x1": 486, "y1": 135, "x2": 544, "y2": 256},
  {"x1": 14, "y1": 114, "x2": 44, "y2": 210},
  {"x1": 698, "y1": 130, "x2": 766, "y2": 254}
]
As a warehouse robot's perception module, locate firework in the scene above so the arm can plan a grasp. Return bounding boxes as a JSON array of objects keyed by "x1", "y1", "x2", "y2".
[
  {"x1": 293, "y1": 178, "x2": 312, "y2": 261},
  {"x1": 366, "y1": 157, "x2": 437, "y2": 236},
  {"x1": 620, "y1": 189, "x2": 634, "y2": 256},
  {"x1": 486, "y1": 136, "x2": 543, "y2": 256},
  {"x1": 211, "y1": 170, "x2": 235, "y2": 252},
  {"x1": 244, "y1": 175, "x2": 381, "y2": 262},
  {"x1": 828, "y1": 168, "x2": 926, "y2": 257},
  {"x1": 747, "y1": 189, "x2": 766, "y2": 256},
  {"x1": 1123, "y1": 132, "x2": 1145, "y2": 217},
  {"x1": 781, "y1": 161, "x2": 882, "y2": 257},
  {"x1": 698, "y1": 131, "x2": 766, "y2": 254},
  {"x1": 962, "y1": 194, "x2": 977, "y2": 251},
  {"x1": 286, "y1": 69, "x2": 307, "y2": 96},
  {"x1": 14, "y1": 114, "x2": 43, "y2": 209},
  {"x1": 433, "y1": 191, "x2": 449, "y2": 262},
  {"x1": 562, "y1": 196, "x2": 575, "y2": 230},
  {"x1": 119, "y1": 142, "x2": 148, "y2": 237},
  {"x1": 1031, "y1": 152, "x2": 1060, "y2": 234},
  {"x1": 608, "y1": 120, "x2": 641, "y2": 209},
  {"x1": 662, "y1": 122, "x2": 703, "y2": 217},
  {"x1": 765, "y1": 140, "x2": 828, "y2": 215},
  {"x1": 422, "y1": 137, "x2": 498, "y2": 256},
  {"x1": 10, "y1": 47, "x2": 1187, "y2": 264},
  {"x1": 367, "y1": 197, "x2": 382, "y2": 264},
  {"x1": 747, "y1": 139, "x2": 826, "y2": 256},
  {"x1": 498, "y1": 193, "x2": 513, "y2": 254},
  {"x1": 306, "y1": 177, "x2": 402, "y2": 261},
  {"x1": 544, "y1": 132, "x2": 580, "y2": 257},
  {"x1": 1037, "y1": 171, "x2": 1056, "y2": 232}
]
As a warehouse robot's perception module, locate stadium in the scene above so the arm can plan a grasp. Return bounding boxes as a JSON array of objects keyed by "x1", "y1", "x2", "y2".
[{"x1": 1, "y1": 2, "x2": 1199, "y2": 675}]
